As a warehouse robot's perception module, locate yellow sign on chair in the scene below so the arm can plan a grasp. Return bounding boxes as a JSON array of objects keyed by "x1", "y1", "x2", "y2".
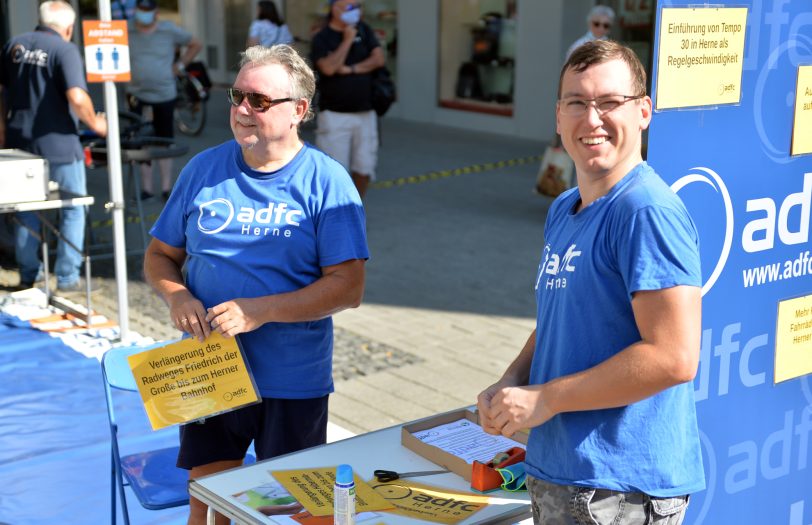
[{"x1": 128, "y1": 332, "x2": 259, "y2": 430}]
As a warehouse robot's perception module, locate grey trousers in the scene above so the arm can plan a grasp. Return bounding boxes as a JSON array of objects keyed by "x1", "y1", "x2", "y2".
[{"x1": 526, "y1": 475, "x2": 689, "y2": 525}]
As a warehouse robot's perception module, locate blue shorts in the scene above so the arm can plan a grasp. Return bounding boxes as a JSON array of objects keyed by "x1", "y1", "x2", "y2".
[{"x1": 176, "y1": 395, "x2": 329, "y2": 469}]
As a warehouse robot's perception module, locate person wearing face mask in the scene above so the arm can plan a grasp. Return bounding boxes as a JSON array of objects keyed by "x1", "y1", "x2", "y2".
[
  {"x1": 310, "y1": 0, "x2": 386, "y2": 198},
  {"x1": 565, "y1": 5, "x2": 615, "y2": 59},
  {"x1": 0, "y1": 0, "x2": 107, "y2": 291},
  {"x1": 126, "y1": 0, "x2": 202, "y2": 201}
]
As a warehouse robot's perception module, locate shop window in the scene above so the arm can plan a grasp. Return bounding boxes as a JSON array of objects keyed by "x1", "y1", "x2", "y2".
[
  {"x1": 439, "y1": 0, "x2": 517, "y2": 117},
  {"x1": 284, "y1": 0, "x2": 397, "y2": 79},
  {"x1": 225, "y1": 0, "x2": 253, "y2": 71}
]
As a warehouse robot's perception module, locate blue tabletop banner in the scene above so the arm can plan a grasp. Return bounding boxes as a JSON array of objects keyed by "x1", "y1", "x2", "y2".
[{"x1": 649, "y1": 1, "x2": 812, "y2": 523}]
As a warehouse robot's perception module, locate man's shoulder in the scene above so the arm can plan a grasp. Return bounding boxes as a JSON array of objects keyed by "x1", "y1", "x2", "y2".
[
  {"x1": 312, "y1": 25, "x2": 338, "y2": 44},
  {"x1": 302, "y1": 142, "x2": 346, "y2": 172},
  {"x1": 612, "y1": 164, "x2": 692, "y2": 222}
]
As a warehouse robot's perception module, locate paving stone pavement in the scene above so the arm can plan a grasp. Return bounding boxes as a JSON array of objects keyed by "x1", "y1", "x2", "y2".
[{"x1": 0, "y1": 87, "x2": 551, "y2": 435}]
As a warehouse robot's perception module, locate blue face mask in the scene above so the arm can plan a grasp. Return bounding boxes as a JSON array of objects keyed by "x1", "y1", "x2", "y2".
[
  {"x1": 134, "y1": 9, "x2": 156, "y2": 25},
  {"x1": 339, "y1": 8, "x2": 361, "y2": 26}
]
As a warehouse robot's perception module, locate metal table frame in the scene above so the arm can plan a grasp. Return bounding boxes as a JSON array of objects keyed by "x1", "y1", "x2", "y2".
[{"x1": 0, "y1": 191, "x2": 96, "y2": 322}]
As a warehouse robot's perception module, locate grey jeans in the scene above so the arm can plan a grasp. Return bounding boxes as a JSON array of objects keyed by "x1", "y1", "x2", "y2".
[{"x1": 526, "y1": 475, "x2": 689, "y2": 525}]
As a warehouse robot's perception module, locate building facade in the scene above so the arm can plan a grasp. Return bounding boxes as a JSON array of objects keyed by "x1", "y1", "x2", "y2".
[{"x1": 3, "y1": 0, "x2": 654, "y2": 143}]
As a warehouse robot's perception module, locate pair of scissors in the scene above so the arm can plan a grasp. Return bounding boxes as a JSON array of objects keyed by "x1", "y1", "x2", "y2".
[{"x1": 374, "y1": 469, "x2": 450, "y2": 482}]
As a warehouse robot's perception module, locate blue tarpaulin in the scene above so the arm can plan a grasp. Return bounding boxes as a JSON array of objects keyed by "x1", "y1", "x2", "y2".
[{"x1": 0, "y1": 314, "x2": 187, "y2": 524}]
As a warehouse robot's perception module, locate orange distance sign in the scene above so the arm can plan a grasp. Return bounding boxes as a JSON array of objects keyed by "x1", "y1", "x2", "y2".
[{"x1": 82, "y1": 20, "x2": 130, "y2": 82}]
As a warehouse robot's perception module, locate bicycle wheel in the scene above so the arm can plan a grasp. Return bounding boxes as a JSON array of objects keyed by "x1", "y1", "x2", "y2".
[{"x1": 174, "y1": 77, "x2": 207, "y2": 136}]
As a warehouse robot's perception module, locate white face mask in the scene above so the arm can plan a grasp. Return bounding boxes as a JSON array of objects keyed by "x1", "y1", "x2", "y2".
[
  {"x1": 134, "y1": 10, "x2": 156, "y2": 25},
  {"x1": 339, "y1": 8, "x2": 361, "y2": 26}
]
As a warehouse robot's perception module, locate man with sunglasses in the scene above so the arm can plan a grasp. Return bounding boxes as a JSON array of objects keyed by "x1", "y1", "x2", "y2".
[
  {"x1": 311, "y1": 0, "x2": 386, "y2": 198},
  {"x1": 565, "y1": 5, "x2": 614, "y2": 59},
  {"x1": 144, "y1": 44, "x2": 368, "y2": 525},
  {"x1": 477, "y1": 40, "x2": 704, "y2": 524}
]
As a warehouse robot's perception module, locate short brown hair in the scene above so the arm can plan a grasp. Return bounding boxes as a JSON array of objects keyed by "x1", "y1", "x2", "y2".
[{"x1": 558, "y1": 40, "x2": 646, "y2": 98}]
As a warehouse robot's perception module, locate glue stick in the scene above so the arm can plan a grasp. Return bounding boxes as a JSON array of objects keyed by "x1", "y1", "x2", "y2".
[{"x1": 334, "y1": 464, "x2": 356, "y2": 525}]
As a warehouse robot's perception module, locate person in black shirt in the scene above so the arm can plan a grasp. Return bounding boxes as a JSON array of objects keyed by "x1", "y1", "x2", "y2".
[
  {"x1": 310, "y1": 0, "x2": 385, "y2": 198},
  {"x1": 0, "y1": 0, "x2": 107, "y2": 291}
]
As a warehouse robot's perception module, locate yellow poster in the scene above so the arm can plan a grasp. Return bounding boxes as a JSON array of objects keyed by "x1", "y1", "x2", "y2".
[
  {"x1": 791, "y1": 66, "x2": 812, "y2": 156},
  {"x1": 655, "y1": 7, "x2": 748, "y2": 110},
  {"x1": 775, "y1": 293, "x2": 812, "y2": 383},
  {"x1": 272, "y1": 468, "x2": 394, "y2": 517},
  {"x1": 371, "y1": 479, "x2": 490, "y2": 524},
  {"x1": 128, "y1": 332, "x2": 259, "y2": 430}
]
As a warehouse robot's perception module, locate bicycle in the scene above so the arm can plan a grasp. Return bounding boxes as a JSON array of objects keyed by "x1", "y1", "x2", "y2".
[{"x1": 174, "y1": 61, "x2": 210, "y2": 136}]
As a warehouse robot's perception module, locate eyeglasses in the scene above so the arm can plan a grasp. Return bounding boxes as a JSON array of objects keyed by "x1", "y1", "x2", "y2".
[
  {"x1": 227, "y1": 88, "x2": 294, "y2": 112},
  {"x1": 558, "y1": 94, "x2": 645, "y2": 117},
  {"x1": 592, "y1": 20, "x2": 611, "y2": 29}
]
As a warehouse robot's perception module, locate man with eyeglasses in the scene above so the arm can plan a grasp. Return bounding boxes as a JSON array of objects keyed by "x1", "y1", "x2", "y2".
[
  {"x1": 477, "y1": 40, "x2": 704, "y2": 524},
  {"x1": 565, "y1": 5, "x2": 615, "y2": 59},
  {"x1": 144, "y1": 44, "x2": 368, "y2": 525},
  {"x1": 311, "y1": 0, "x2": 386, "y2": 198}
]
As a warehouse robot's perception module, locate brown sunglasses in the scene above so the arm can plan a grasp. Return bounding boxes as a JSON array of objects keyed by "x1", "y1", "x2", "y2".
[{"x1": 227, "y1": 88, "x2": 294, "y2": 112}]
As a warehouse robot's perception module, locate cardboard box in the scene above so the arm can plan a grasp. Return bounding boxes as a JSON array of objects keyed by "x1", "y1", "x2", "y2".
[
  {"x1": 401, "y1": 409, "x2": 528, "y2": 482},
  {"x1": 0, "y1": 149, "x2": 49, "y2": 204}
]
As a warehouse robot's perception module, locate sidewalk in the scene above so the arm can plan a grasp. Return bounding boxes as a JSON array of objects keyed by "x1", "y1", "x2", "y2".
[{"x1": 1, "y1": 87, "x2": 551, "y2": 434}]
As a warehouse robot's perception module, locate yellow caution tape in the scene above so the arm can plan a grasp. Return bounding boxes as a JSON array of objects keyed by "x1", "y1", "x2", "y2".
[
  {"x1": 90, "y1": 154, "x2": 542, "y2": 228},
  {"x1": 371, "y1": 154, "x2": 542, "y2": 190}
]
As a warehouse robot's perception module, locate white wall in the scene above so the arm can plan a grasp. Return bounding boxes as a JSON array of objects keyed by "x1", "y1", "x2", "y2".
[{"x1": 8, "y1": 2, "x2": 39, "y2": 36}]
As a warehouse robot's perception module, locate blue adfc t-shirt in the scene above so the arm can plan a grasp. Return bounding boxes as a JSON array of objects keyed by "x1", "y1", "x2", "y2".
[
  {"x1": 150, "y1": 141, "x2": 369, "y2": 398},
  {"x1": 527, "y1": 162, "x2": 706, "y2": 497}
]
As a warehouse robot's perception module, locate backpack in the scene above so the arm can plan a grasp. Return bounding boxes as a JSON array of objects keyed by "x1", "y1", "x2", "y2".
[{"x1": 371, "y1": 66, "x2": 396, "y2": 116}]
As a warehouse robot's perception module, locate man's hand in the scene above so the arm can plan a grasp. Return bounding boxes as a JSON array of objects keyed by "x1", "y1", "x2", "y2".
[
  {"x1": 93, "y1": 112, "x2": 108, "y2": 137},
  {"x1": 206, "y1": 297, "x2": 265, "y2": 337},
  {"x1": 168, "y1": 290, "x2": 210, "y2": 342},
  {"x1": 477, "y1": 382, "x2": 505, "y2": 434},
  {"x1": 486, "y1": 385, "x2": 553, "y2": 438},
  {"x1": 342, "y1": 24, "x2": 358, "y2": 42}
]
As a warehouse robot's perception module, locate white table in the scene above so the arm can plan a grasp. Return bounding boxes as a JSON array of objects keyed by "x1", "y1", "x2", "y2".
[{"x1": 189, "y1": 415, "x2": 531, "y2": 525}]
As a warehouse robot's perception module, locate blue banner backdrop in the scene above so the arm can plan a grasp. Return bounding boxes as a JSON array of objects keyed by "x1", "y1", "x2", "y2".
[{"x1": 649, "y1": 1, "x2": 812, "y2": 523}]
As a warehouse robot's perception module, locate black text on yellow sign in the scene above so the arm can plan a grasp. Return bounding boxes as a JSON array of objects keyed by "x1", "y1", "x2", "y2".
[
  {"x1": 371, "y1": 480, "x2": 490, "y2": 525},
  {"x1": 128, "y1": 332, "x2": 259, "y2": 430}
]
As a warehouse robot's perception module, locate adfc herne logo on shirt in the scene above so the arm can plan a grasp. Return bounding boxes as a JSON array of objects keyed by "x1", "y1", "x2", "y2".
[
  {"x1": 535, "y1": 243, "x2": 581, "y2": 291},
  {"x1": 197, "y1": 198, "x2": 303, "y2": 239}
]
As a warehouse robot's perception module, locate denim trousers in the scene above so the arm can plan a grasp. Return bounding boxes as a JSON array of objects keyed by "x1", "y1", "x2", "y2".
[
  {"x1": 526, "y1": 475, "x2": 689, "y2": 525},
  {"x1": 15, "y1": 158, "x2": 87, "y2": 287}
]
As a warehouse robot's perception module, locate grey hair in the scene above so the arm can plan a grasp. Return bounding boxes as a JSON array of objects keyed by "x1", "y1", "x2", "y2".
[
  {"x1": 239, "y1": 44, "x2": 316, "y2": 123},
  {"x1": 40, "y1": 1, "x2": 76, "y2": 31},
  {"x1": 588, "y1": 5, "x2": 615, "y2": 23}
]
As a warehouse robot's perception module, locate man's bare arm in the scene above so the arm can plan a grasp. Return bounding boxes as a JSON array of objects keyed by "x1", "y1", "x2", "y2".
[
  {"x1": 66, "y1": 87, "x2": 107, "y2": 136},
  {"x1": 486, "y1": 285, "x2": 701, "y2": 436},
  {"x1": 144, "y1": 238, "x2": 211, "y2": 340},
  {"x1": 205, "y1": 259, "x2": 366, "y2": 337}
]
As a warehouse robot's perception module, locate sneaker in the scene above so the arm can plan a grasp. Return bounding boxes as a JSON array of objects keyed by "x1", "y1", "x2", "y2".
[
  {"x1": 162, "y1": 190, "x2": 171, "y2": 202},
  {"x1": 139, "y1": 191, "x2": 156, "y2": 201},
  {"x1": 57, "y1": 277, "x2": 102, "y2": 294},
  {"x1": 17, "y1": 273, "x2": 45, "y2": 290}
]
